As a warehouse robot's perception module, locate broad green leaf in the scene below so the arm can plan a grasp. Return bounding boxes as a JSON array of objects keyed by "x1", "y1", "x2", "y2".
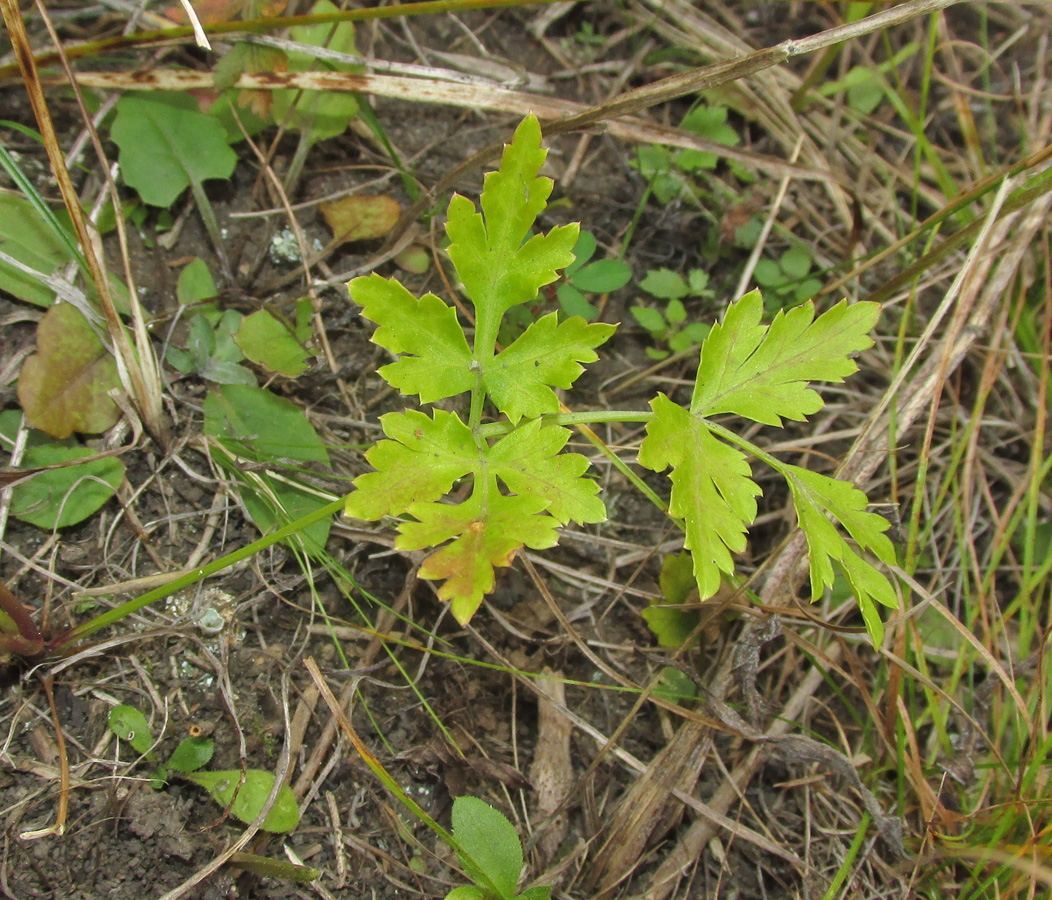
[
  {"x1": 446, "y1": 115, "x2": 578, "y2": 352},
  {"x1": 401, "y1": 482, "x2": 556, "y2": 624},
  {"x1": 450, "y1": 796, "x2": 523, "y2": 900},
  {"x1": 688, "y1": 269, "x2": 711, "y2": 294},
  {"x1": 111, "y1": 93, "x2": 237, "y2": 208},
  {"x1": 690, "y1": 291, "x2": 880, "y2": 425},
  {"x1": 167, "y1": 736, "x2": 214, "y2": 774},
  {"x1": 17, "y1": 302, "x2": 122, "y2": 439},
  {"x1": 487, "y1": 420, "x2": 605, "y2": 524},
  {"x1": 666, "y1": 299, "x2": 687, "y2": 325},
  {"x1": 445, "y1": 887, "x2": 486, "y2": 900},
  {"x1": 349, "y1": 273, "x2": 472, "y2": 403},
  {"x1": 642, "y1": 553, "x2": 701, "y2": 649},
  {"x1": 677, "y1": 104, "x2": 740, "y2": 171},
  {"x1": 780, "y1": 464, "x2": 898, "y2": 645},
  {"x1": 631, "y1": 305, "x2": 666, "y2": 334},
  {"x1": 518, "y1": 886, "x2": 554, "y2": 900},
  {"x1": 345, "y1": 409, "x2": 477, "y2": 521},
  {"x1": 239, "y1": 473, "x2": 333, "y2": 559},
  {"x1": 236, "y1": 309, "x2": 310, "y2": 377},
  {"x1": 570, "y1": 259, "x2": 631, "y2": 293},
  {"x1": 177, "y1": 258, "x2": 217, "y2": 305},
  {"x1": 0, "y1": 192, "x2": 71, "y2": 307},
  {"x1": 640, "y1": 268, "x2": 689, "y2": 300},
  {"x1": 639, "y1": 395, "x2": 760, "y2": 599},
  {"x1": 752, "y1": 259, "x2": 783, "y2": 288},
  {"x1": 108, "y1": 705, "x2": 154, "y2": 757},
  {"x1": 483, "y1": 313, "x2": 614, "y2": 422},
  {"x1": 780, "y1": 247, "x2": 813, "y2": 280},
  {"x1": 185, "y1": 769, "x2": 300, "y2": 832},
  {"x1": 270, "y1": 0, "x2": 360, "y2": 142},
  {"x1": 6, "y1": 436, "x2": 124, "y2": 530},
  {"x1": 563, "y1": 229, "x2": 596, "y2": 276},
  {"x1": 204, "y1": 383, "x2": 328, "y2": 464},
  {"x1": 556, "y1": 283, "x2": 598, "y2": 321}
]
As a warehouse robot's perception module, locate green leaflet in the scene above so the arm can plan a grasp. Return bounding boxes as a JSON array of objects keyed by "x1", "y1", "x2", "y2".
[
  {"x1": 638, "y1": 395, "x2": 759, "y2": 599},
  {"x1": 350, "y1": 274, "x2": 473, "y2": 403},
  {"x1": 446, "y1": 115, "x2": 579, "y2": 356},
  {"x1": 345, "y1": 409, "x2": 478, "y2": 521},
  {"x1": 484, "y1": 313, "x2": 615, "y2": 423},
  {"x1": 780, "y1": 464, "x2": 898, "y2": 645},
  {"x1": 641, "y1": 292, "x2": 897, "y2": 644},
  {"x1": 691, "y1": 290, "x2": 879, "y2": 424}
]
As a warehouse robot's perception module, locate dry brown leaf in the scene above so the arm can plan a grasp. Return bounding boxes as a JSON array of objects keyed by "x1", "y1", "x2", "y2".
[
  {"x1": 17, "y1": 303, "x2": 121, "y2": 439},
  {"x1": 319, "y1": 195, "x2": 401, "y2": 247}
]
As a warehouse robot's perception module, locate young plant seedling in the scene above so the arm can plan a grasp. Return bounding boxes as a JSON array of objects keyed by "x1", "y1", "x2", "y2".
[
  {"x1": 445, "y1": 796, "x2": 550, "y2": 900},
  {"x1": 753, "y1": 245, "x2": 823, "y2": 309},
  {"x1": 108, "y1": 704, "x2": 302, "y2": 834},
  {"x1": 631, "y1": 267, "x2": 715, "y2": 359},
  {"x1": 344, "y1": 114, "x2": 898, "y2": 644},
  {"x1": 553, "y1": 229, "x2": 632, "y2": 321},
  {"x1": 632, "y1": 101, "x2": 744, "y2": 205}
]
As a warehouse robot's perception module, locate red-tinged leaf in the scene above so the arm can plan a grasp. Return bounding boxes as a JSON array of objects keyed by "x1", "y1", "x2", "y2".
[
  {"x1": 17, "y1": 303, "x2": 122, "y2": 439},
  {"x1": 399, "y1": 482, "x2": 556, "y2": 624}
]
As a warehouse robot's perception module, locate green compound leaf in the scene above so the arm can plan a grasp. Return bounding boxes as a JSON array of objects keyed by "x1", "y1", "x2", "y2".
[
  {"x1": 345, "y1": 409, "x2": 477, "y2": 521},
  {"x1": 450, "y1": 796, "x2": 524, "y2": 900},
  {"x1": 446, "y1": 114, "x2": 578, "y2": 352},
  {"x1": 487, "y1": 420, "x2": 604, "y2": 525},
  {"x1": 111, "y1": 92, "x2": 237, "y2": 208},
  {"x1": 404, "y1": 484, "x2": 556, "y2": 625},
  {"x1": 639, "y1": 395, "x2": 760, "y2": 599},
  {"x1": 690, "y1": 290, "x2": 880, "y2": 425},
  {"x1": 780, "y1": 464, "x2": 898, "y2": 645},
  {"x1": 185, "y1": 769, "x2": 300, "y2": 833},
  {"x1": 349, "y1": 273, "x2": 472, "y2": 403},
  {"x1": 483, "y1": 313, "x2": 614, "y2": 422}
]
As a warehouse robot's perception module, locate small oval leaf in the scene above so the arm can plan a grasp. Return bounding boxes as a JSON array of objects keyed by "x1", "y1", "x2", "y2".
[
  {"x1": 167, "y1": 736, "x2": 214, "y2": 774},
  {"x1": 186, "y1": 768, "x2": 300, "y2": 832},
  {"x1": 108, "y1": 705, "x2": 154, "y2": 756}
]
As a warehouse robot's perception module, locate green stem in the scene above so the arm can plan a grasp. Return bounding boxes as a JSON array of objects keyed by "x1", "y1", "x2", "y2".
[
  {"x1": 476, "y1": 409, "x2": 654, "y2": 438},
  {"x1": 188, "y1": 179, "x2": 231, "y2": 278},
  {"x1": 65, "y1": 496, "x2": 345, "y2": 644}
]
